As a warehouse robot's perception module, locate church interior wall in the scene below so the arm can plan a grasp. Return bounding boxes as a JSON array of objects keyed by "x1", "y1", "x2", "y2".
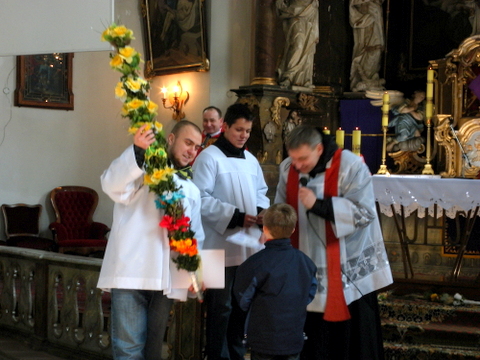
[
  {"x1": 0, "y1": 0, "x2": 253, "y2": 237},
  {"x1": 0, "y1": 0, "x2": 477, "y2": 241}
]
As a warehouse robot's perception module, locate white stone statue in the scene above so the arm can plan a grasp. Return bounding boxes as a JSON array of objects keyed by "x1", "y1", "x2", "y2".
[
  {"x1": 276, "y1": 0, "x2": 319, "y2": 89},
  {"x1": 467, "y1": 0, "x2": 480, "y2": 35},
  {"x1": 349, "y1": 0, "x2": 385, "y2": 92}
]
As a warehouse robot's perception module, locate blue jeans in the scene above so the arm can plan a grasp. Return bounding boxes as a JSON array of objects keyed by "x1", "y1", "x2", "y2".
[
  {"x1": 205, "y1": 266, "x2": 247, "y2": 360},
  {"x1": 110, "y1": 289, "x2": 173, "y2": 360}
]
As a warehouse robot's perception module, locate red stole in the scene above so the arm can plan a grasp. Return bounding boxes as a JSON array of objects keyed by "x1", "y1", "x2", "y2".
[
  {"x1": 286, "y1": 163, "x2": 300, "y2": 249},
  {"x1": 286, "y1": 149, "x2": 351, "y2": 322}
]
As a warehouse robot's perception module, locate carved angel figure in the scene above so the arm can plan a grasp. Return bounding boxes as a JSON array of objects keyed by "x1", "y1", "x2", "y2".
[{"x1": 367, "y1": 89, "x2": 426, "y2": 152}]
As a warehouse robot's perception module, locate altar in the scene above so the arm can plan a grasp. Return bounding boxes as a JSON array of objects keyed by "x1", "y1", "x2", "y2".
[{"x1": 373, "y1": 175, "x2": 480, "y2": 283}]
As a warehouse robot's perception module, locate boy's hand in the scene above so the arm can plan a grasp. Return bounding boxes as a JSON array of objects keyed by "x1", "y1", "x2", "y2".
[
  {"x1": 256, "y1": 209, "x2": 267, "y2": 225},
  {"x1": 243, "y1": 214, "x2": 257, "y2": 228}
]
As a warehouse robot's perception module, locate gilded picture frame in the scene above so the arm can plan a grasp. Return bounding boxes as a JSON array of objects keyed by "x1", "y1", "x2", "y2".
[
  {"x1": 14, "y1": 53, "x2": 74, "y2": 110},
  {"x1": 140, "y1": 0, "x2": 209, "y2": 79}
]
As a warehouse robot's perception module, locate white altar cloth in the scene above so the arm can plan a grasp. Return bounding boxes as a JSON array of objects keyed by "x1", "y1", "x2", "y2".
[{"x1": 372, "y1": 175, "x2": 480, "y2": 218}]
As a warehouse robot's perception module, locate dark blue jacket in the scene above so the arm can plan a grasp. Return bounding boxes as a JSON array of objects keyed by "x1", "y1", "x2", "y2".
[{"x1": 234, "y1": 238, "x2": 317, "y2": 355}]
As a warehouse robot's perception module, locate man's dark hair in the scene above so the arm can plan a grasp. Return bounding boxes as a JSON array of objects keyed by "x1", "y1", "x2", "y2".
[
  {"x1": 224, "y1": 103, "x2": 253, "y2": 126},
  {"x1": 171, "y1": 120, "x2": 202, "y2": 136},
  {"x1": 286, "y1": 125, "x2": 322, "y2": 150},
  {"x1": 203, "y1": 106, "x2": 223, "y2": 118}
]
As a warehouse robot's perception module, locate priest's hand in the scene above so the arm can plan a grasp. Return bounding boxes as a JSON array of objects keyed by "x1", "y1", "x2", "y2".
[
  {"x1": 298, "y1": 187, "x2": 317, "y2": 210},
  {"x1": 134, "y1": 124, "x2": 155, "y2": 150}
]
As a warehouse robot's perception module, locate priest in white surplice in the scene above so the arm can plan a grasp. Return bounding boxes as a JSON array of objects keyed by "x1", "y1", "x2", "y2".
[
  {"x1": 193, "y1": 103, "x2": 270, "y2": 360},
  {"x1": 275, "y1": 125, "x2": 392, "y2": 360}
]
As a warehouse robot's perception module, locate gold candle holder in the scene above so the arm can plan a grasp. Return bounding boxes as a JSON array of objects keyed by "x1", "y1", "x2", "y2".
[
  {"x1": 422, "y1": 67, "x2": 435, "y2": 175},
  {"x1": 377, "y1": 91, "x2": 390, "y2": 175},
  {"x1": 377, "y1": 126, "x2": 389, "y2": 174}
]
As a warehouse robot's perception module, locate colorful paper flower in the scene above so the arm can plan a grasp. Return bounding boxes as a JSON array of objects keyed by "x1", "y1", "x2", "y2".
[{"x1": 104, "y1": 23, "x2": 201, "y2": 273}]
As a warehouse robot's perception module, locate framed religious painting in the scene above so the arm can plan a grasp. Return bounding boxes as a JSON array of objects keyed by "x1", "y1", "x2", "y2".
[
  {"x1": 14, "y1": 53, "x2": 74, "y2": 110},
  {"x1": 140, "y1": 0, "x2": 209, "y2": 78}
]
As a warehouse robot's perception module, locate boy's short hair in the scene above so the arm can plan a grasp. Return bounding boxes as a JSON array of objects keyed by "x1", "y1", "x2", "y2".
[{"x1": 263, "y1": 203, "x2": 297, "y2": 239}]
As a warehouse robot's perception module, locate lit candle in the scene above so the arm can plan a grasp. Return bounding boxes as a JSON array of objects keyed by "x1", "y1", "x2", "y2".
[
  {"x1": 323, "y1": 127, "x2": 330, "y2": 135},
  {"x1": 382, "y1": 92, "x2": 390, "y2": 127},
  {"x1": 173, "y1": 85, "x2": 180, "y2": 97},
  {"x1": 426, "y1": 67, "x2": 434, "y2": 119},
  {"x1": 336, "y1": 127, "x2": 345, "y2": 149},
  {"x1": 161, "y1": 87, "x2": 167, "y2": 98},
  {"x1": 427, "y1": 66, "x2": 434, "y2": 82},
  {"x1": 352, "y1": 127, "x2": 361, "y2": 156}
]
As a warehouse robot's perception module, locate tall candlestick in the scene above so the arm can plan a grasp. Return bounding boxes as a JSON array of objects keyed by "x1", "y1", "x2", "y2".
[
  {"x1": 422, "y1": 66, "x2": 435, "y2": 175},
  {"x1": 352, "y1": 127, "x2": 361, "y2": 156},
  {"x1": 336, "y1": 127, "x2": 345, "y2": 149},
  {"x1": 426, "y1": 67, "x2": 434, "y2": 120},
  {"x1": 323, "y1": 127, "x2": 330, "y2": 135},
  {"x1": 382, "y1": 92, "x2": 390, "y2": 127}
]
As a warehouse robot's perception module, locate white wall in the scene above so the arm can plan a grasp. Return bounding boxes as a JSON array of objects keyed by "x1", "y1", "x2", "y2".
[{"x1": 0, "y1": 0, "x2": 253, "y2": 238}]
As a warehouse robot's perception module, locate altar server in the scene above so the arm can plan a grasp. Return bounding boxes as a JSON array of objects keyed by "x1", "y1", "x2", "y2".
[
  {"x1": 98, "y1": 120, "x2": 204, "y2": 360},
  {"x1": 193, "y1": 103, "x2": 270, "y2": 360}
]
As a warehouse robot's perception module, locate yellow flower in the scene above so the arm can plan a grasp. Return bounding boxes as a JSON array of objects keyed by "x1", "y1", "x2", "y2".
[
  {"x1": 144, "y1": 173, "x2": 156, "y2": 185},
  {"x1": 101, "y1": 28, "x2": 110, "y2": 41},
  {"x1": 151, "y1": 167, "x2": 176, "y2": 183},
  {"x1": 121, "y1": 104, "x2": 130, "y2": 117},
  {"x1": 126, "y1": 98, "x2": 145, "y2": 111},
  {"x1": 147, "y1": 101, "x2": 159, "y2": 114},
  {"x1": 125, "y1": 77, "x2": 142, "y2": 93},
  {"x1": 127, "y1": 122, "x2": 151, "y2": 134},
  {"x1": 110, "y1": 54, "x2": 123, "y2": 69},
  {"x1": 113, "y1": 25, "x2": 129, "y2": 37},
  {"x1": 154, "y1": 121, "x2": 163, "y2": 132},
  {"x1": 119, "y1": 46, "x2": 136, "y2": 64},
  {"x1": 115, "y1": 82, "x2": 127, "y2": 100}
]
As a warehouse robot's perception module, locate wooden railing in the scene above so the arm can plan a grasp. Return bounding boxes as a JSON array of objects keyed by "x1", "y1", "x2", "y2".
[
  {"x1": 0, "y1": 246, "x2": 111, "y2": 359},
  {"x1": 0, "y1": 246, "x2": 205, "y2": 359}
]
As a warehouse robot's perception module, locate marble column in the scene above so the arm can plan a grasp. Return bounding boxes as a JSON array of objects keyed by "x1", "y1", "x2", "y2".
[{"x1": 251, "y1": 0, "x2": 277, "y2": 85}]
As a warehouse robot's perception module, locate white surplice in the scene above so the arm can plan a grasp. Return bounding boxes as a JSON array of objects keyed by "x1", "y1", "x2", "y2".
[
  {"x1": 97, "y1": 145, "x2": 204, "y2": 300},
  {"x1": 192, "y1": 145, "x2": 270, "y2": 267}
]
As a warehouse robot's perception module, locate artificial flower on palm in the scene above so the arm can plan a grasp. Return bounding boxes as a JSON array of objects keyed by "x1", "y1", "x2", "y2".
[{"x1": 102, "y1": 23, "x2": 201, "y2": 278}]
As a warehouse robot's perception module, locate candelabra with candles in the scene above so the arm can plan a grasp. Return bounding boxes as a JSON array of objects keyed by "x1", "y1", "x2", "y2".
[
  {"x1": 161, "y1": 81, "x2": 189, "y2": 121},
  {"x1": 422, "y1": 67, "x2": 435, "y2": 175},
  {"x1": 377, "y1": 91, "x2": 390, "y2": 174}
]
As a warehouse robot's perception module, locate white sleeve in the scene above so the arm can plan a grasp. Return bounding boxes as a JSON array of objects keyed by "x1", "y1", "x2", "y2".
[
  {"x1": 274, "y1": 158, "x2": 291, "y2": 204},
  {"x1": 100, "y1": 145, "x2": 145, "y2": 205}
]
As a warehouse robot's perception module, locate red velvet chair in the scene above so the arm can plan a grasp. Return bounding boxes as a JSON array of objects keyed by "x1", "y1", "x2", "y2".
[
  {"x1": 49, "y1": 186, "x2": 109, "y2": 256},
  {"x1": 1, "y1": 203, "x2": 57, "y2": 251}
]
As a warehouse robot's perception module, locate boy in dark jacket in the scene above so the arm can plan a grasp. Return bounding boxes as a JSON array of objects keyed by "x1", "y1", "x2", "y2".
[{"x1": 234, "y1": 203, "x2": 317, "y2": 360}]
